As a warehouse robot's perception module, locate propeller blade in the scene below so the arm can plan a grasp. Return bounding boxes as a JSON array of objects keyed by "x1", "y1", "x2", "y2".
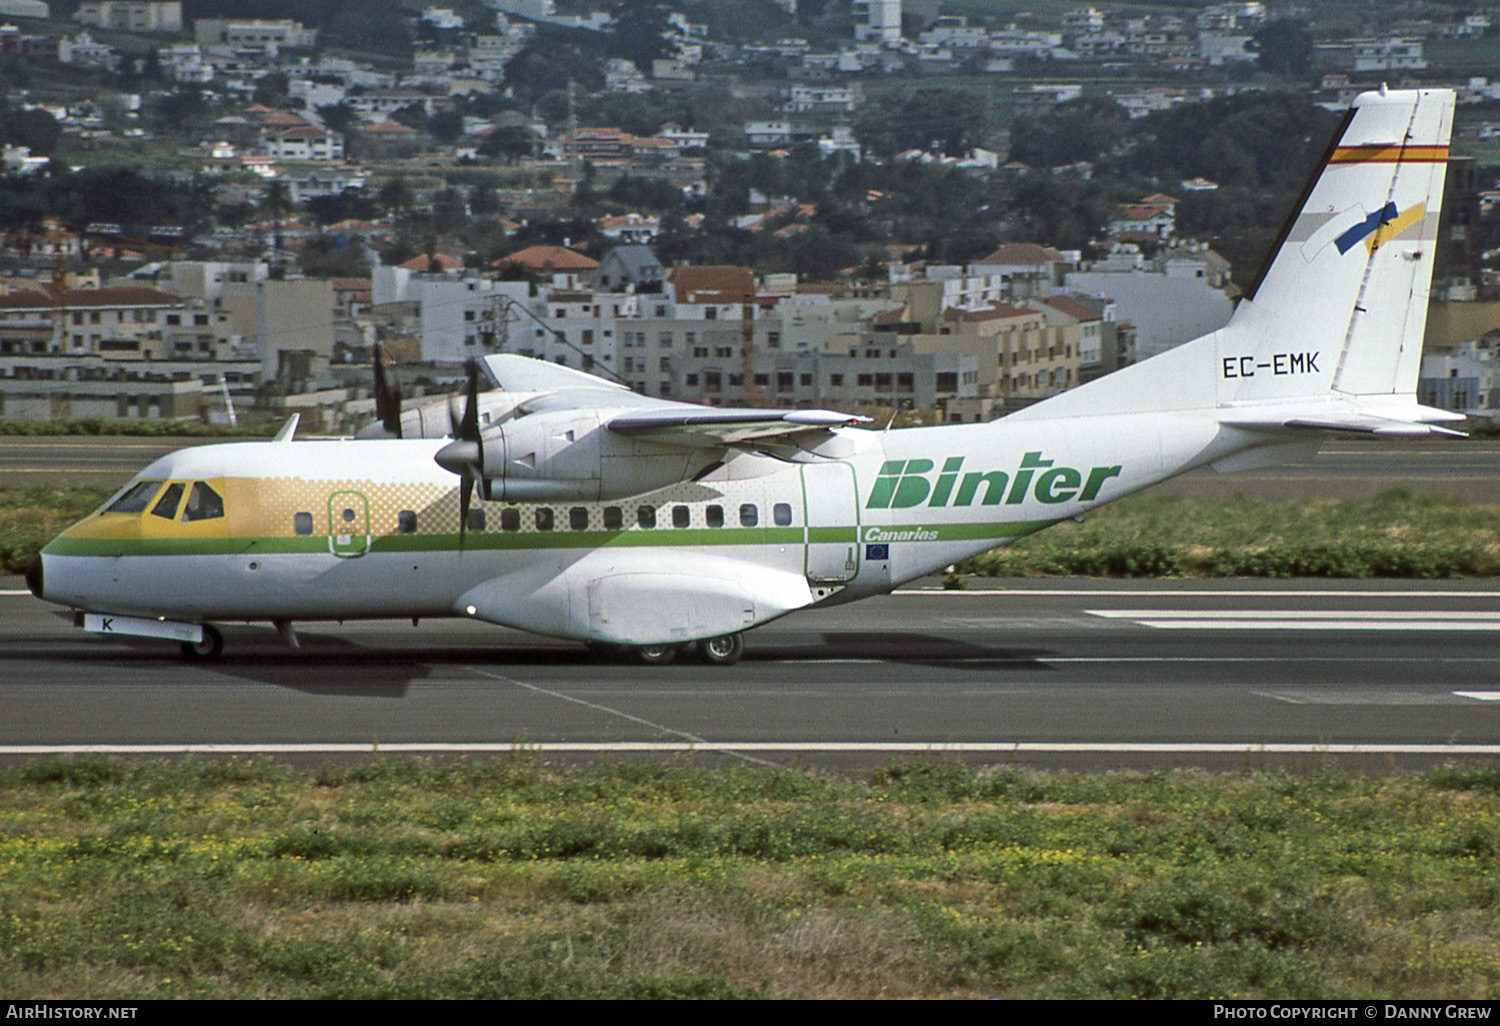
[
  {"x1": 459, "y1": 473, "x2": 472, "y2": 547},
  {"x1": 458, "y1": 358, "x2": 480, "y2": 441},
  {"x1": 373, "y1": 345, "x2": 403, "y2": 438}
]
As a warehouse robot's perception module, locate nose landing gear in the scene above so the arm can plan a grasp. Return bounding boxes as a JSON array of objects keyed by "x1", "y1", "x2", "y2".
[{"x1": 180, "y1": 623, "x2": 224, "y2": 661}]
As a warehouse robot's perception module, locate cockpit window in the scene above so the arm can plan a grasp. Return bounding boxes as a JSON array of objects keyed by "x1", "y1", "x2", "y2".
[
  {"x1": 105, "y1": 480, "x2": 164, "y2": 514},
  {"x1": 181, "y1": 482, "x2": 225, "y2": 522},
  {"x1": 150, "y1": 482, "x2": 185, "y2": 520}
]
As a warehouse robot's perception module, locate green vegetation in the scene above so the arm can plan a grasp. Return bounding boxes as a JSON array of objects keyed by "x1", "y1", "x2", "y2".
[
  {"x1": 0, "y1": 485, "x2": 112, "y2": 574},
  {"x1": 0, "y1": 419, "x2": 277, "y2": 438},
  {"x1": 964, "y1": 488, "x2": 1500, "y2": 579},
  {"x1": 3, "y1": 757, "x2": 1500, "y2": 998}
]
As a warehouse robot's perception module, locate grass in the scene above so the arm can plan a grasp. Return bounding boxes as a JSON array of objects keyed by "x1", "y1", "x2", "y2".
[
  {"x1": 961, "y1": 488, "x2": 1500, "y2": 579},
  {"x1": 0, "y1": 419, "x2": 277, "y2": 438},
  {"x1": 0, "y1": 485, "x2": 113, "y2": 574},
  {"x1": 3, "y1": 757, "x2": 1500, "y2": 998}
]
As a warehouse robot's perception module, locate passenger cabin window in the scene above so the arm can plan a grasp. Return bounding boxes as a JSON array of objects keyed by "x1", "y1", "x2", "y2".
[
  {"x1": 106, "y1": 480, "x2": 164, "y2": 514},
  {"x1": 603, "y1": 506, "x2": 622, "y2": 530},
  {"x1": 569, "y1": 507, "x2": 588, "y2": 530},
  {"x1": 773, "y1": 502, "x2": 793, "y2": 526},
  {"x1": 706, "y1": 505, "x2": 724, "y2": 528},
  {"x1": 536, "y1": 507, "x2": 554, "y2": 531},
  {"x1": 672, "y1": 505, "x2": 690, "y2": 528},
  {"x1": 466, "y1": 509, "x2": 486, "y2": 532},
  {"x1": 637, "y1": 505, "x2": 656, "y2": 529},
  {"x1": 150, "y1": 482, "x2": 185, "y2": 520},
  {"x1": 397, "y1": 510, "x2": 417, "y2": 533},
  {"x1": 181, "y1": 482, "x2": 224, "y2": 522},
  {"x1": 740, "y1": 504, "x2": 758, "y2": 527},
  {"x1": 501, "y1": 508, "x2": 520, "y2": 532},
  {"x1": 293, "y1": 512, "x2": 314, "y2": 536}
]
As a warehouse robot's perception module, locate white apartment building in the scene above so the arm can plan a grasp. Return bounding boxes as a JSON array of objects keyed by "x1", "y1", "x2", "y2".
[{"x1": 75, "y1": 0, "x2": 180, "y2": 33}]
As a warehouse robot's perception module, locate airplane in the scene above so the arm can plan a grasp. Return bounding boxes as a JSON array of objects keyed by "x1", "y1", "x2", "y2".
[{"x1": 25, "y1": 87, "x2": 1463, "y2": 666}]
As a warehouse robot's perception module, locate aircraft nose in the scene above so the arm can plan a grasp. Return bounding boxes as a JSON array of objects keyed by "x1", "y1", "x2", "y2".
[{"x1": 24, "y1": 554, "x2": 43, "y2": 600}]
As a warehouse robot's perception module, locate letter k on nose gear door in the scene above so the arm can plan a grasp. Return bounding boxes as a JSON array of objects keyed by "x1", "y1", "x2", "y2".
[{"x1": 801, "y1": 461, "x2": 858, "y2": 584}]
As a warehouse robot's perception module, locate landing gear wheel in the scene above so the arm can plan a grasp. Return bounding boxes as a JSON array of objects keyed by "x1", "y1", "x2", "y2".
[
  {"x1": 181, "y1": 623, "x2": 223, "y2": 661},
  {"x1": 635, "y1": 643, "x2": 678, "y2": 665},
  {"x1": 697, "y1": 633, "x2": 744, "y2": 666}
]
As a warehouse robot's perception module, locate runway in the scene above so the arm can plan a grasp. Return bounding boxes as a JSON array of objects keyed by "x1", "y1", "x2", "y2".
[{"x1": 4, "y1": 578, "x2": 1499, "y2": 770}]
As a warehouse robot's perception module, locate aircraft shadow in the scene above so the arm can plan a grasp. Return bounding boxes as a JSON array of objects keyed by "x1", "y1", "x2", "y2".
[
  {"x1": 27, "y1": 628, "x2": 1056, "y2": 696},
  {"x1": 801, "y1": 632, "x2": 1057, "y2": 671}
]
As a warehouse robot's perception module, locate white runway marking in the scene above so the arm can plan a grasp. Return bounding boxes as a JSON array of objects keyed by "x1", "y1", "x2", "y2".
[
  {"x1": 464, "y1": 665, "x2": 780, "y2": 767},
  {"x1": 4, "y1": 742, "x2": 1500, "y2": 756},
  {"x1": 1455, "y1": 691, "x2": 1500, "y2": 702},
  {"x1": 899, "y1": 589, "x2": 1500, "y2": 597},
  {"x1": 1089, "y1": 609, "x2": 1500, "y2": 631}
]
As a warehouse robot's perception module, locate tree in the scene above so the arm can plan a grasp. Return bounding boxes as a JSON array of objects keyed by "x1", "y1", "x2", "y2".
[
  {"x1": 376, "y1": 177, "x2": 413, "y2": 218},
  {"x1": 0, "y1": 102, "x2": 61, "y2": 155},
  {"x1": 305, "y1": 189, "x2": 377, "y2": 225},
  {"x1": 1009, "y1": 96, "x2": 1129, "y2": 169},
  {"x1": 477, "y1": 124, "x2": 537, "y2": 163},
  {"x1": 259, "y1": 180, "x2": 291, "y2": 222},
  {"x1": 299, "y1": 233, "x2": 370, "y2": 277},
  {"x1": 427, "y1": 107, "x2": 463, "y2": 144},
  {"x1": 855, "y1": 86, "x2": 992, "y2": 160},
  {"x1": 253, "y1": 72, "x2": 290, "y2": 108},
  {"x1": 1250, "y1": 20, "x2": 1315, "y2": 78},
  {"x1": 468, "y1": 185, "x2": 499, "y2": 216},
  {"x1": 610, "y1": 0, "x2": 673, "y2": 70},
  {"x1": 316, "y1": 102, "x2": 357, "y2": 136}
]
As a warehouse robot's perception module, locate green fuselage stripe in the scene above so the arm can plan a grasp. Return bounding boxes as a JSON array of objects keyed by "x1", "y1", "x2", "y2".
[{"x1": 43, "y1": 519, "x2": 1050, "y2": 558}]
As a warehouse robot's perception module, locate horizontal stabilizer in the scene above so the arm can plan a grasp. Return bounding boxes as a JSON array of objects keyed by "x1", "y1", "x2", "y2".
[
  {"x1": 1220, "y1": 402, "x2": 1467, "y2": 437},
  {"x1": 1283, "y1": 418, "x2": 1467, "y2": 437}
]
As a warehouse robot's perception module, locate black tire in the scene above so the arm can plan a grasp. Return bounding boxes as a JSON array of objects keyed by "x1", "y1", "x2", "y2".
[
  {"x1": 636, "y1": 643, "x2": 678, "y2": 665},
  {"x1": 181, "y1": 623, "x2": 224, "y2": 661},
  {"x1": 697, "y1": 633, "x2": 744, "y2": 666}
]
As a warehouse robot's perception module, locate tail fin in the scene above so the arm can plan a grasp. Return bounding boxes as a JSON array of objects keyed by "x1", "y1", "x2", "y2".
[{"x1": 1010, "y1": 88, "x2": 1459, "y2": 431}]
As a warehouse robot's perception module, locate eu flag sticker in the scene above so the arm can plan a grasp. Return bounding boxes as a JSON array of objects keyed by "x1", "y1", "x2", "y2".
[{"x1": 865, "y1": 543, "x2": 890, "y2": 560}]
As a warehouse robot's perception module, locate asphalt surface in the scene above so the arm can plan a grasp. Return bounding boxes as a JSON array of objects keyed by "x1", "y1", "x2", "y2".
[
  {"x1": 4, "y1": 434, "x2": 1498, "y2": 500},
  {"x1": 5, "y1": 579, "x2": 1500, "y2": 771},
  {"x1": 7, "y1": 433, "x2": 1500, "y2": 771}
]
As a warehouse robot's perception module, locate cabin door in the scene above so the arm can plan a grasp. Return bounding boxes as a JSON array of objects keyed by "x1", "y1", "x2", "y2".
[
  {"x1": 801, "y1": 461, "x2": 859, "y2": 584},
  {"x1": 327, "y1": 490, "x2": 372, "y2": 558}
]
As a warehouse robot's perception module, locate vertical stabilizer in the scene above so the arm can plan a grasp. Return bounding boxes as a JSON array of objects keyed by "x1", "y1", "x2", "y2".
[
  {"x1": 1230, "y1": 87, "x2": 1452, "y2": 400},
  {"x1": 1008, "y1": 88, "x2": 1455, "y2": 424}
]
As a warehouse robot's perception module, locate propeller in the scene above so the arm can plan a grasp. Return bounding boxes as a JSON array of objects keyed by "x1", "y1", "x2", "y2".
[
  {"x1": 434, "y1": 359, "x2": 489, "y2": 544},
  {"x1": 373, "y1": 344, "x2": 403, "y2": 438}
]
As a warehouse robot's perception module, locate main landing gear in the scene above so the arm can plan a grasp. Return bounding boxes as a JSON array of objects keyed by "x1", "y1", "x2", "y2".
[{"x1": 593, "y1": 632, "x2": 747, "y2": 666}]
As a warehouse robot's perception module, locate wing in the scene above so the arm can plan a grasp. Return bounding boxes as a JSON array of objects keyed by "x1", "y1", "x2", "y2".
[
  {"x1": 482, "y1": 353, "x2": 634, "y2": 394},
  {"x1": 483, "y1": 354, "x2": 869, "y2": 449},
  {"x1": 606, "y1": 407, "x2": 869, "y2": 447}
]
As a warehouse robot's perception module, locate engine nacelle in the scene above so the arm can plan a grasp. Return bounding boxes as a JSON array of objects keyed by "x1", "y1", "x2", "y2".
[{"x1": 478, "y1": 409, "x2": 714, "y2": 502}]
